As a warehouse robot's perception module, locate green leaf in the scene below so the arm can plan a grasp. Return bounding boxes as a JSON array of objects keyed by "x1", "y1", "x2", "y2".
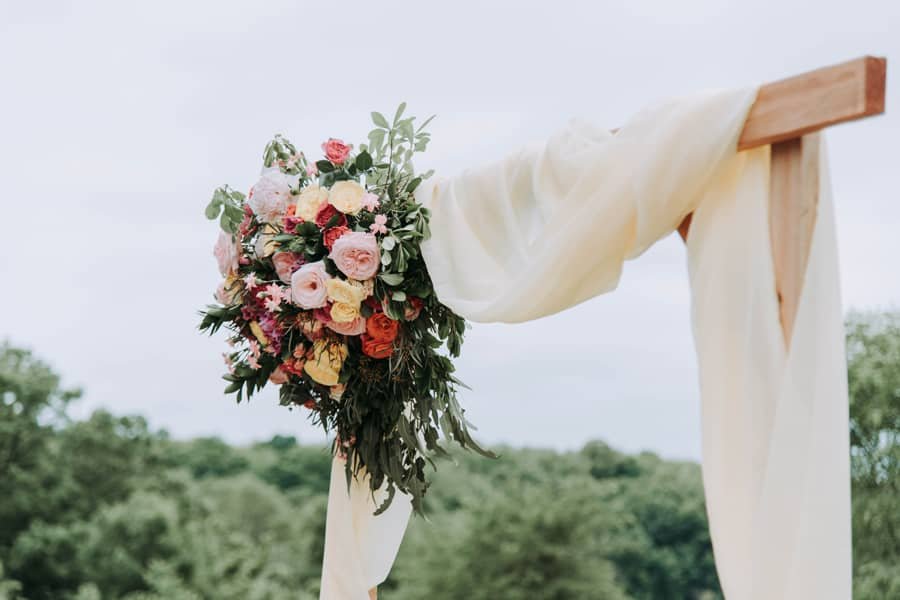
[
  {"x1": 381, "y1": 236, "x2": 396, "y2": 251},
  {"x1": 393, "y1": 102, "x2": 407, "y2": 125},
  {"x1": 379, "y1": 272, "x2": 404, "y2": 286},
  {"x1": 391, "y1": 291, "x2": 407, "y2": 302},
  {"x1": 355, "y1": 150, "x2": 373, "y2": 171},
  {"x1": 371, "y1": 112, "x2": 389, "y2": 128},
  {"x1": 316, "y1": 160, "x2": 335, "y2": 173}
]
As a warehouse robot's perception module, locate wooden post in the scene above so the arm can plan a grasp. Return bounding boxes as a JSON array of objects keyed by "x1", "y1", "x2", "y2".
[
  {"x1": 769, "y1": 134, "x2": 821, "y2": 345},
  {"x1": 676, "y1": 55, "x2": 886, "y2": 345}
]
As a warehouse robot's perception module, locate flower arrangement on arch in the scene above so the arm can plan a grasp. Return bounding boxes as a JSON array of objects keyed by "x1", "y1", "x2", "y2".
[{"x1": 199, "y1": 104, "x2": 492, "y2": 513}]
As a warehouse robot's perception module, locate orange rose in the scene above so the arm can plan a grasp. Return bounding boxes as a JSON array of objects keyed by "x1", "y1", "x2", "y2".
[
  {"x1": 361, "y1": 334, "x2": 394, "y2": 359},
  {"x1": 366, "y1": 312, "x2": 399, "y2": 343}
]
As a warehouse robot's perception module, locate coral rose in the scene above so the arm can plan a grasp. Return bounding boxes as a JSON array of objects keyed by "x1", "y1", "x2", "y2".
[
  {"x1": 366, "y1": 312, "x2": 399, "y2": 343},
  {"x1": 361, "y1": 334, "x2": 394, "y2": 359},
  {"x1": 328, "y1": 181, "x2": 365, "y2": 215},
  {"x1": 321, "y1": 138, "x2": 352, "y2": 165},
  {"x1": 329, "y1": 231, "x2": 379, "y2": 280},
  {"x1": 315, "y1": 202, "x2": 349, "y2": 229},
  {"x1": 323, "y1": 225, "x2": 350, "y2": 250}
]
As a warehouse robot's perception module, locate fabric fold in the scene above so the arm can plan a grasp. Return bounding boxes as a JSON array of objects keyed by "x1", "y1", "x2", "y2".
[{"x1": 321, "y1": 87, "x2": 851, "y2": 599}]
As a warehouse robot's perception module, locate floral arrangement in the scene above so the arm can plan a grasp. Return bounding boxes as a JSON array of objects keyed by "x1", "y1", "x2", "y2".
[{"x1": 199, "y1": 105, "x2": 491, "y2": 513}]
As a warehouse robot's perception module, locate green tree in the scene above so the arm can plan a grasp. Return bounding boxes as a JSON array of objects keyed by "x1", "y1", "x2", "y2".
[{"x1": 846, "y1": 310, "x2": 900, "y2": 598}]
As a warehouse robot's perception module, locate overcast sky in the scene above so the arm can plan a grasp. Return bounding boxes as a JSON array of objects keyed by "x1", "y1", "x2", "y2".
[{"x1": 2, "y1": 1, "x2": 898, "y2": 460}]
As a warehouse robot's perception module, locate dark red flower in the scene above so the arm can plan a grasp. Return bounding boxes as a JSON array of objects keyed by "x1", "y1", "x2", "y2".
[{"x1": 315, "y1": 203, "x2": 348, "y2": 229}]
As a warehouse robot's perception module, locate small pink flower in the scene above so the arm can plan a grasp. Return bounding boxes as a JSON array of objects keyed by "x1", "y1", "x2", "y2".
[
  {"x1": 306, "y1": 162, "x2": 319, "y2": 177},
  {"x1": 360, "y1": 193, "x2": 380, "y2": 211},
  {"x1": 261, "y1": 283, "x2": 285, "y2": 305},
  {"x1": 264, "y1": 297, "x2": 281, "y2": 312},
  {"x1": 321, "y1": 138, "x2": 352, "y2": 165},
  {"x1": 243, "y1": 273, "x2": 259, "y2": 290},
  {"x1": 369, "y1": 214, "x2": 388, "y2": 235}
]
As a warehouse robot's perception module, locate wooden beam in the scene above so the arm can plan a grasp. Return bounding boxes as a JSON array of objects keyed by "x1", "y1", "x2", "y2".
[
  {"x1": 738, "y1": 56, "x2": 886, "y2": 151},
  {"x1": 769, "y1": 134, "x2": 821, "y2": 345},
  {"x1": 678, "y1": 55, "x2": 886, "y2": 242}
]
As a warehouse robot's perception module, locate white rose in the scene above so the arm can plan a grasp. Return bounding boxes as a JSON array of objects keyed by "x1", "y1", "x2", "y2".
[
  {"x1": 294, "y1": 185, "x2": 330, "y2": 221},
  {"x1": 249, "y1": 170, "x2": 291, "y2": 223},
  {"x1": 328, "y1": 181, "x2": 365, "y2": 215}
]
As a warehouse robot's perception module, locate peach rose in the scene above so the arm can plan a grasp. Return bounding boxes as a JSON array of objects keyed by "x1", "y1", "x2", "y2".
[
  {"x1": 326, "y1": 315, "x2": 367, "y2": 336},
  {"x1": 213, "y1": 232, "x2": 240, "y2": 277},
  {"x1": 268, "y1": 366, "x2": 289, "y2": 385},
  {"x1": 272, "y1": 252, "x2": 303, "y2": 284}
]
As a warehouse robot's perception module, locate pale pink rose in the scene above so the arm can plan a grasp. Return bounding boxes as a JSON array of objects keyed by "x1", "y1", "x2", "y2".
[
  {"x1": 329, "y1": 232, "x2": 380, "y2": 280},
  {"x1": 326, "y1": 315, "x2": 367, "y2": 336},
  {"x1": 248, "y1": 171, "x2": 291, "y2": 223},
  {"x1": 269, "y1": 366, "x2": 289, "y2": 385},
  {"x1": 321, "y1": 138, "x2": 352, "y2": 165},
  {"x1": 272, "y1": 251, "x2": 303, "y2": 283},
  {"x1": 290, "y1": 261, "x2": 330, "y2": 309},
  {"x1": 213, "y1": 232, "x2": 240, "y2": 277}
]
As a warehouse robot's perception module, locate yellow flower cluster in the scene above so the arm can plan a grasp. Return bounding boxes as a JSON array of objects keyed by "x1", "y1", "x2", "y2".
[
  {"x1": 325, "y1": 278, "x2": 368, "y2": 323},
  {"x1": 303, "y1": 338, "x2": 349, "y2": 386}
]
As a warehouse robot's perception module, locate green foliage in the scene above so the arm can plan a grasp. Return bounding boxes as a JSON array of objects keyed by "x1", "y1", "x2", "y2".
[
  {"x1": 2, "y1": 316, "x2": 898, "y2": 598},
  {"x1": 846, "y1": 310, "x2": 900, "y2": 598}
]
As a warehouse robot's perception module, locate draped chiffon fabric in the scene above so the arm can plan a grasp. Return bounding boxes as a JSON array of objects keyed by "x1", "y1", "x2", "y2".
[{"x1": 319, "y1": 88, "x2": 851, "y2": 599}]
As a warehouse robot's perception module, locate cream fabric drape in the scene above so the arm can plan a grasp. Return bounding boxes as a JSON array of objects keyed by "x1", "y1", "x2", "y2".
[{"x1": 319, "y1": 88, "x2": 851, "y2": 599}]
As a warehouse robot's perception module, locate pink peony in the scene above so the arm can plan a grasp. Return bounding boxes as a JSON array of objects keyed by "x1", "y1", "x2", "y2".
[
  {"x1": 248, "y1": 170, "x2": 291, "y2": 223},
  {"x1": 272, "y1": 251, "x2": 304, "y2": 283},
  {"x1": 321, "y1": 138, "x2": 352, "y2": 165},
  {"x1": 329, "y1": 232, "x2": 379, "y2": 280},
  {"x1": 326, "y1": 315, "x2": 367, "y2": 336},
  {"x1": 290, "y1": 261, "x2": 330, "y2": 309},
  {"x1": 213, "y1": 232, "x2": 240, "y2": 277}
]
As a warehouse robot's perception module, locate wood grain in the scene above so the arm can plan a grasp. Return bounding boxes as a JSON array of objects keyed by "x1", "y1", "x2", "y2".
[
  {"x1": 678, "y1": 56, "x2": 885, "y2": 241},
  {"x1": 769, "y1": 134, "x2": 821, "y2": 345},
  {"x1": 738, "y1": 56, "x2": 886, "y2": 150}
]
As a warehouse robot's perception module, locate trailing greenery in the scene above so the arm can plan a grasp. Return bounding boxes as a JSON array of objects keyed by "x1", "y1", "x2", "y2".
[
  {"x1": 199, "y1": 105, "x2": 490, "y2": 516},
  {"x1": 1, "y1": 311, "x2": 898, "y2": 598}
]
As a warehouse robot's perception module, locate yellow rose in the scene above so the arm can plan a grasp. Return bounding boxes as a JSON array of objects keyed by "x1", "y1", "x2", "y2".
[
  {"x1": 249, "y1": 321, "x2": 269, "y2": 346},
  {"x1": 303, "y1": 339, "x2": 348, "y2": 386},
  {"x1": 328, "y1": 181, "x2": 365, "y2": 215},
  {"x1": 326, "y1": 278, "x2": 366, "y2": 306},
  {"x1": 254, "y1": 226, "x2": 280, "y2": 258},
  {"x1": 330, "y1": 302, "x2": 360, "y2": 323},
  {"x1": 294, "y1": 185, "x2": 330, "y2": 221}
]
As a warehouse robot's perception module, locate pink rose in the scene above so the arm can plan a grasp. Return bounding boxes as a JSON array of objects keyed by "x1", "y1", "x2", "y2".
[
  {"x1": 404, "y1": 297, "x2": 424, "y2": 321},
  {"x1": 248, "y1": 170, "x2": 291, "y2": 223},
  {"x1": 290, "y1": 261, "x2": 330, "y2": 309},
  {"x1": 321, "y1": 138, "x2": 352, "y2": 165},
  {"x1": 272, "y1": 251, "x2": 303, "y2": 283},
  {"x1": 326, "y1": 315, "x2": 367, "y2": 336},
  {"x1": 329, "y1": 231, "x2": 379, "y2": 280},
  {"x1": 213, "y1": 231, "x2": 240, "y2": 277}
]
